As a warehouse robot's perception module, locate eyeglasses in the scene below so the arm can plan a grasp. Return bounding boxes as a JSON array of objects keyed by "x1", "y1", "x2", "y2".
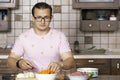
[{"x1": 34, "y1": 16, "x2": 51, "y2": 22}]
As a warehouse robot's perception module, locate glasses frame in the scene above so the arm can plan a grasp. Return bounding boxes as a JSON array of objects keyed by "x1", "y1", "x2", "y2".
[{"x1": 34, "y1": 16, "x2": 52, "y2": 22}]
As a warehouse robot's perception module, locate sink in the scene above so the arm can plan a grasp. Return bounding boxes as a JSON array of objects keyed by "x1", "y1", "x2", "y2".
[{"x1": 78, "y1": 49, "x2": 106, "y2": 55}]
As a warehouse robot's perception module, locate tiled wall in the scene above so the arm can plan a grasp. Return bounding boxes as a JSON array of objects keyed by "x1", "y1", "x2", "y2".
[{"x1": 0, "y1": 0, "x2": 120, "y2": 51}]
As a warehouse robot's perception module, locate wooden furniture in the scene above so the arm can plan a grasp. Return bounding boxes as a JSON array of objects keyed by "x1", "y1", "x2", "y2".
[
  {"x1": 80, "y1": 9, "x2": 119, "y2": 32},
  {"x1": 75, "y1": 59, "x2": 120, "y2": 75},
  {"x1": 90, "y1": 75, "x2": 120, "y2": 80},
  {"x1": 0, "y1": 59, "x2": 18, "y2": 80},
  {"x1": 0, "y1": 59, "x2": 18, "y2": 74},
  {"x1": 72, "y1": 0, "x2": 119, "y2": 9},
  {"x1": 72, "y1": 0, "x2": 119, "y2": 32},
  {"x1": 80, "y1": 20, "x2": 118, "y2": 31},
  {"x1": 111, "y1": 59, "x2": 120, "y2": 75}
]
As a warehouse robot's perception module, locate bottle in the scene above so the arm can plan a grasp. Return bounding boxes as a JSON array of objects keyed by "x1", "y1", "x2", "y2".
[
  {"x1": 109, "y1": 14, "x2": 117, "y2": 21},
  {"x1": 2, "y1": 11, "x2": 7, "y2": 21},
  {"x1": 74, "y1": 41, "x2": 79, "y2": 54}
]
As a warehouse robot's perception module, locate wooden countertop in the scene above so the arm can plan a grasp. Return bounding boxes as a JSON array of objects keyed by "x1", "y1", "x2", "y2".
[
  {"x1": 90, "y1": 75, "x2": 120, "y2": 80},
  {"x1": 15, "y1": 75, "x2": 120, "y2": 80}
]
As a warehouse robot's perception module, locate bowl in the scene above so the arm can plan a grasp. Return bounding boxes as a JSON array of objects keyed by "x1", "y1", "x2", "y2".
[
  {"x1": 68, "y1": 75, "x2": 88, "y2": 80},
  {"x1": 35, "y1": 73, "x2": 56, "y2": 80},
  {"x1": 68, "y1": 71, "x2": 89, "y2": 80},
  {"x1": 77, "y1": 68, "x2": 98, "y2": 77}
]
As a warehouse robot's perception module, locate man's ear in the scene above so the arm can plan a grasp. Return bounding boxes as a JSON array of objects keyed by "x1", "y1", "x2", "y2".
[{"x1": 32, "y1": 16, "x2": 35, "y2": 21}]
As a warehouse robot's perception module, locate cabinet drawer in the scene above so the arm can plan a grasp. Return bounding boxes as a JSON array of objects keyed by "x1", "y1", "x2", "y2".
[
  {"x1": 100, "y1": 21, "x2": 118, "y2": 31},
  {"x1": 75, "y1": 59, "x2": 111, "y2": 75},
  {"x1": 80, "y1": 20, "x2": 99, "y2": 31},
  {"x1": 75, "y1": 59, "x2": 108, "y2": 63},
  {"x1": 111, "y1": 59, "x2": 120, "y2": 75},
  {"x1": 0, "y1": 59, "x2": 7, "y2": 65}
]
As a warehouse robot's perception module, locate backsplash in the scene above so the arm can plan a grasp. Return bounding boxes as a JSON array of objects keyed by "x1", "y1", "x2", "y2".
[{"x1": 0, "y1": 0, "x2": 120, "y2": 52}]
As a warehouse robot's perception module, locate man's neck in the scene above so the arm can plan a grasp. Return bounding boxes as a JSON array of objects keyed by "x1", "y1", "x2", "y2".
[{"x1": 33, "y1": 27, "x2": 50, "y2": 36}]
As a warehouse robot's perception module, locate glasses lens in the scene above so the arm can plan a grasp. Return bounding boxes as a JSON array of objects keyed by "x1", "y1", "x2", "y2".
[{"x1": 34, "y1": 16, "x2": 51, "y2": 22}]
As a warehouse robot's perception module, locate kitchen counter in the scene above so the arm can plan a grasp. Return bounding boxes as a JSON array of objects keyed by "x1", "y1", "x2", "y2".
[
  {"x1": 1, "y1": 54, "x2": 120, "y2": 59},
  {"x1": 74, "y1": 54, "x2": 120, "y2": 59}
]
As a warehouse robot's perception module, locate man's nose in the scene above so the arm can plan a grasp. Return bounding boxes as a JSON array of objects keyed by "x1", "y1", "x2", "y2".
[{"x1": 41, "y1": 18, "x2": 45, "y2": 23}]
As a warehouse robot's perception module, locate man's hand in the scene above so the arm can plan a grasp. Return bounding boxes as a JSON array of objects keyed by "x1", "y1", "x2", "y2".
[
  {"x1": 48, "y1": 62, "x2": 63, "y2": 72},
  {"x1": 18, "y1": 59, "x2": 33, "y2": 70}
]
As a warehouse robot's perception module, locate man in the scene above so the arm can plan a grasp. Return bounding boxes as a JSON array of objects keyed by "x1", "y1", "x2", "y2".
[{"x1": 7, "y1": 2, "x2": 76, "y2": 73}]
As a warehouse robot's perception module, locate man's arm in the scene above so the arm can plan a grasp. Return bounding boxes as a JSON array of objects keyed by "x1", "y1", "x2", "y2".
[
  {"x1": 60, "y1": 51, "x2": 76, "y2": 70},
  {"x1": 7, "y1": 52, "x2": 20, "y2": 70},
  {"x1": 7, "y1": 52, "x2": 33, "y2": 70}
]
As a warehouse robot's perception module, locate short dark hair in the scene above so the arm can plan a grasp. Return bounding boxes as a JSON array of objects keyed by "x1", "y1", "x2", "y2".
[{"x1": 32, "y1": 2, "x2": 52, "y2": 17}]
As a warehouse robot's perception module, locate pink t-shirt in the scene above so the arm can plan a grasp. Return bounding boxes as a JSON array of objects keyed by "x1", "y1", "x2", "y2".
[{"x1": 11, "y1": 28, "x2": 71, "y2": 72}]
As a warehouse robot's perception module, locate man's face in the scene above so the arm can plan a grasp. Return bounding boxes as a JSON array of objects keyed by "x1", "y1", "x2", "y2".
[{"x1": 32, "y1": 8, "x2": 52, "y2": 31}]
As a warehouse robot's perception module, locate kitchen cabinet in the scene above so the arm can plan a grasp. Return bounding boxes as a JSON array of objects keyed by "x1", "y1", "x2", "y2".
[
  {"x1": 72, "y1": 0, "x2": 119, "y2": 9},
  {"x1": 0, "y1": 59, "x2": 18, "y2": 80},
  {"x1": 75, "y1": 59, "x2": 120, "y2": 75},
  {"x1": 75, "y1": 59, "x2": 111, "y2": 75},
  {"x1": 111, "y1": 59, "x2": 120, "y2": 75},
  {"x1": 80, "y1": 20, "x2": 118, "y2": 31},
  {"x1": 80, "y1": 9, "x2": 119, "y2": 32},
  {"x1": 0, "y1": 9, "x2": 10, "y2": 32},
  {"x1": 0, "y1": 59, "x2": 18, "y2": 74}
]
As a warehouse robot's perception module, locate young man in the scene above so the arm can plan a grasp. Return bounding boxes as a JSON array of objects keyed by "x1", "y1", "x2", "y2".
[{"x1": 7, "y1": 2, "x2": 76, "y2": 73}]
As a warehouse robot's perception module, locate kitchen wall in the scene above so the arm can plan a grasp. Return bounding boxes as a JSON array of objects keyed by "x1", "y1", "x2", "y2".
[{"x1": 0, "y1": 0, "x2": 120, "y2": 52}]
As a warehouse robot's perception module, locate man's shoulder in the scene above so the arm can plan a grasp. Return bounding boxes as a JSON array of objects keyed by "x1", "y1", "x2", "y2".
[
  {"x1": 18, "y1": 28, "x2": 33, "y2": 38},
  {"x1": 51, "y1": 28, "x2": 64, "y2": 35}
]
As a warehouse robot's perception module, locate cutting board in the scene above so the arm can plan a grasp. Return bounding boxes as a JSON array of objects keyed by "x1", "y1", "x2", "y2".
[{"x1": 16, "y1": 78, "x2": 36, "y2": 80}]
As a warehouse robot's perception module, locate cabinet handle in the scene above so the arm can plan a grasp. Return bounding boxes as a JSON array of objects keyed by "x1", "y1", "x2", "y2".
[
  {"x1": 88, "y1": 60, "x2": 94, "y2": 62},
  {"x1": 0, "y1": 60, "x2": 1, "y2": 63},
  {"x1": 117, "y1": 63, "x2": 119, "y2": 69},
  {"x1": 89, "y1": 24, "x2": 92, "y2": 27},
  {"x1": 107, "y1": 24, "x2": 111, "y2": 27}
]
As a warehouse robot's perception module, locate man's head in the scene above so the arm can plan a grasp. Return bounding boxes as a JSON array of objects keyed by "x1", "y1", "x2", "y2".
[
  {"x1": 32, "y1": 2, "x2": 52, "y2": 32},
  {"x1": 32, "y1": 2, "x2": 52, "y2": 18}
]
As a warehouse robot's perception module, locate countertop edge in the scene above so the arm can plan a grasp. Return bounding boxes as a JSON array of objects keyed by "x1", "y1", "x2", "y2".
[
  {"x1": 1, "y1": 55, "x2": 120, "y2": 59},
  {"x1": 73, "y1": 55, "x2": 120, "y2": 59}
]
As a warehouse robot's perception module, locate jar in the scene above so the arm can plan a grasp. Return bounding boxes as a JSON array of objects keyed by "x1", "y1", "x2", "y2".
[{"x1": 73, "y1": 41, "x2": 79, "y2": 54}]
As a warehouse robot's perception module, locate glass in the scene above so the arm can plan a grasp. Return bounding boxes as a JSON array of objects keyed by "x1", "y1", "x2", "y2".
[
  {"x1": 79, "y1": 0, "x2": 114, "y2": 2},
  {"x1": 34, "y1": 16, "x2": 51, "y2": 22}
]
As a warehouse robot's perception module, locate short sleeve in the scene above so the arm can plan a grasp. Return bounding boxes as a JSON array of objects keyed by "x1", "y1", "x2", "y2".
[
  {"x1": 59, "y1": 33, "x2": 71, "y2": 54},
  {"x1": 11, "y1": 36, "x2": 24, "y2": 57}
]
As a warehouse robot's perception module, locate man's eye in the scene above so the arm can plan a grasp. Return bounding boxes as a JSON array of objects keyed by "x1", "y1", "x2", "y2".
[
  {"x1": 45, "y1": 17, "x2": 50, "y2": 19},
  {"x1": 37, "y1": 16, "x2": 42, "y2": 19}
]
